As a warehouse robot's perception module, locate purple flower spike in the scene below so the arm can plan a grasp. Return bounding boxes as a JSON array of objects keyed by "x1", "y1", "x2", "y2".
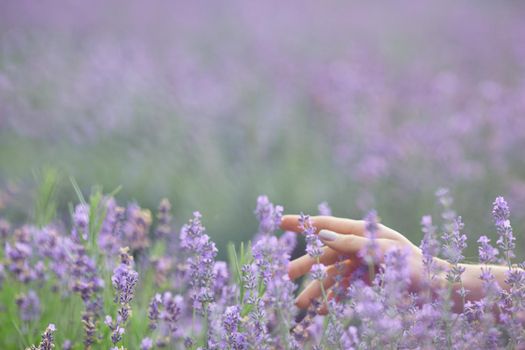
[
  {"x1": 478, "y1": 236, "x2": 499, "y2": 264},
  {"x1": 16, "y1": 289, "x2": 41, "y2": 322},
  {"x1": 161, "y1": 292, "x2": 184, "y2": 336},
  {"x1": 359, "y1": 210, "x2": 381, "y2": 265},
  {"x1": 318, "y1": 201, "x2": 332, "y2": 216},
  {"x1": 420, "y1": 215, "x2": 442, "y2": 282},
  {"x1": 148, "y1": 293, "x2": 162, "y2": 330},
  {"x1": 39, "y1": 324, "x2": 56, "y2": 350},
  {"x1": 62, "y1": 340, "x2": 72, "y2": 350},
  {"x1": 310, "y1": 263, "x2": 327, "y2": 281},
  {"x1": 72, "y1": 203, "x2": 90, "y2": 241},
  {"x1": 155, "y1": 198, "x2": 173, "y2": 239},
  {"x1": 492, "y1": 196, "x2": 515, "y2": 262},
  {"x1": 180, "y1": 212, "x2": 217, "y2": 315},
  {"x1": 299, "y1": 213, "x2": 322, "y2": 259},
  {"x1": 140, "y1": 337, "x2": 153, "y2": 350},
  {"x1": 28, "y1": 324, "x2": 57, "y2": 350},
  {"x1": 254, "y1": 195, "x2": 283, "y2": 236},
  {"x1": 107, "y1": 247, "x2": 139, "y2": 346},
  {"x1": 279, "y1": 230, "x2": 297, "y2": 255},
  {"x1": 98, "y1": 197, "x2": 125, "y2": 255},
  {"x1": 222, "y1": 305, "x2": 248, "y2": 350},
  {"x1": 122, "y1": 203, "x2": 152, "y2": 252},
  {"x1": 112, "y1": 248, "x2": 139, "y2": 306}
]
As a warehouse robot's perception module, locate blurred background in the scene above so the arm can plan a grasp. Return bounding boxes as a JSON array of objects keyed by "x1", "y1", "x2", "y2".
[{"x1": 1, "y1": 0, "x2": 524, "y2": 259}]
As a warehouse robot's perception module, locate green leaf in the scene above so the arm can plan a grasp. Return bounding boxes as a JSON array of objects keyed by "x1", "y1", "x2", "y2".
[{"x1": 33, "y1": 167, "x2": 60, "y2": 228}]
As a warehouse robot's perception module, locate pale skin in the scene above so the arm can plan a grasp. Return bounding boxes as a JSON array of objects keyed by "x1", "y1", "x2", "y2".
[{"x1": 281, "y1": 214, "x2": 515, "y2": 315}]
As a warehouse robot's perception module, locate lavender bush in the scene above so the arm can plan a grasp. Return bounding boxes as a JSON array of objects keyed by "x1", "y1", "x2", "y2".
[{"x1": 0, "y1": 190, "x2": 523, "y2": 349}]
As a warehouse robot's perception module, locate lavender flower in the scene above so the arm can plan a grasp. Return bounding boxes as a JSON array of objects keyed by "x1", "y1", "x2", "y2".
[
  {"x1": 140, "y1": 337, "x2": 153, "y2": 350},
  {"x1": 442, "y1": 217, "x2": 467, "y2": 283},
  {"x1": 62, "y1": 340, "x2": 72, "y2": 350},
  {"x1": 292, "y1": 300, "x2": 320, "y2": 344},
  {"x1": 298, "y1": 213, "x2": 322, "y2": 258},
  {"x1": 222, "y1": 305, "x2": 247, "y2": 350},
  {"x1": 39, "y1": 324, "x2": 56, "y2": 350},
  {"x1": 252, "y1": 235, "x2": 290, "y2": 285},
  {"x1": 98, "y1": 197, "x2": 124, "y2": 255},
  {"x1": 279, "y1": 231, "x2": 297, "y2": 255},
  {"x1": 4, "y1": 190, "x2": 525, "y2": 348},
  {"x1": 71, "y1": 203, "x2": 90, "y2": 241},
  {"x1": 242, "y1": 263, "x2": 258, "y2": 296},
  {"x1": 16, "y1": 289, "x2": 41, "y2": 322},
  {"x1": 348, "y1": 281, "x2": 386, "y2": 345},
  {"x1": 150, "y1": 256, "x2": 173, "y2": 286},
  {"x1": 436, "y1": 188, "x2": 456, "y2": 232},
  {"x1": 30, "y1": 228, "x2": 74, "y2": 285},
  {"x1": 250, "y1": 233, "x2": 295, "y2": 348},
  {"x1": 359, "y1": 210, "x2": 381, "y2": 265},
  {"x1": 155, "y1": 198, "x2": 172, "y2": 239},
  {"x1": 420, "y1": 215, "x2": 442, "y2": 290},
  {"x1": 148, "y1": 293, "x2": 162, "y2": 330},
  {"x1": 477, "y1": 236, "x2": 498, "y2": 264},
  {"x1": 111, "y1": 247, "x2": 139, "y2": 306},
  {"x1": 317, "y1": 201, "x2": 332, "y2": 216},
  {"x1": 245, "y1": 298, "x2": 271, "y2": 349},
  {"x1": 492, "y1": 196, "x2": 515, "y2": 264},
  {"x1": 325, "y1": 300, "x2": 348, "y2": 348},
  {"x1": 254, "y1": 195, "x2": 283, "y2": 236},
  {"x1": 70, "y1": 243, "x2": 104, "y2": 302},
  {"x1": 26, "y1": 324, "x2": 56, "y2": 350},
  {"x1": 5, "y1": 237, "x2": 35, "y2": 283},
  {"x1": 161, "y1": 292, "x2": 184, "y2": 336},
  {"x1": 213, "y1": 261, "x2": 230, "y2": 297},
  {"x1": 310, "y1": 263, "x2": 326, "y2": 281},
  {"x1": 382, "y1": 247, "x2": 411, "y2": 307},
  {"x1": 180, "y1": 211, "x2": 217, "y2": 315},
  {"x1": 122, "y1": 203, "x2": 151, "y2": 252},
  {"x1": 107, "y1": 247, "x2": 139, "y2": 346}
]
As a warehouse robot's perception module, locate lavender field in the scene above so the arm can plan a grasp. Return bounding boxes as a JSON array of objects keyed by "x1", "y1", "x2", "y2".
[{"x1": 1, "y1": 1, "x2": 525, "y2": 349}]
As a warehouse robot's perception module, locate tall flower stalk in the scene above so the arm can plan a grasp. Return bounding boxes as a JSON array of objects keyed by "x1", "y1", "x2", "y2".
[{"x1": 105, "y1": 247, "x2": 139, "y2": 348}]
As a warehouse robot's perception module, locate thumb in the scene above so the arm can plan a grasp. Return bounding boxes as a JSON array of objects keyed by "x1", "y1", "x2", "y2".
[{"x1": 318, "y1": 229, "x2": 389, "y2": 257}]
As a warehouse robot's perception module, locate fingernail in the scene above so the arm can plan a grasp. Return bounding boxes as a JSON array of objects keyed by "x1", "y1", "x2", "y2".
[{"x1": 319, "y1": 229, "x2": 338, "y2": 242}]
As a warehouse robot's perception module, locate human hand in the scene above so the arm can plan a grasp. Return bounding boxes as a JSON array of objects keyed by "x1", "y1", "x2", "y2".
[{"x1": 280, "y1": 214, "x2": 450, "y2": 313}]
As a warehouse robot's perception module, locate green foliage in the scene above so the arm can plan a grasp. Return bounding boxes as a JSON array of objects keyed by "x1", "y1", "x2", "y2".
[
  {"x1": 33, "y1": 167, "x2": 59, "y2": 228},
  {"x1": 227, "y1": 240, "x2": 252, "y2": 307}
]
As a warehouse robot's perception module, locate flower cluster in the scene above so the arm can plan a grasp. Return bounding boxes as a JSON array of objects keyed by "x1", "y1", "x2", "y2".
[
  {"x1": 16, "y1": 289, "x2": 41, "y2": 322},
  {"x1": 106, "y1": 247, "x2": 139, "y2": 347},
  {"x1": 122, "y1": 204, "x2": 152, "y2": 253},
  {"x1": 72, "y1": 204, "x2": 90, "y2": 241},
  {"x1": 493, "y1": 196, "x2": 516, "y2": 264},
  {"x1": 360, "y1": 210, "x2": 381, "y2": 265},
  {"x1": 180, "y1": 211, "x2": 218, "y2": 316},
  {"x1": 254, "y1": 195, "x2": 283, "y2": 237},
  {"x1": 2, "y1": 193, "x2": 525, "y2": 349},
  {"x1": 299, "y1": 213, "x2": 322, "y2": 259},
  {"x1": 26, "y1": 324, "x2": 56, "y2": 350},
  {"x1": 69, "y1": 243, "x2": 104, "y2": 348},
  {"x1": 155, "y1": 198, "x2": 172, "y2": 239}
]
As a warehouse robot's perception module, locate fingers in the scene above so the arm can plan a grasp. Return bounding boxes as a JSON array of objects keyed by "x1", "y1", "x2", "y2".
[
  {"x1": 281, "y1": 214, "x2": 409, "y2": 243},
  {"x1": 318, "y1": 229, "x2": 396, "y2": 258},
  {"x1": 281, "y1": 215, "x2": 366, "y2": 237},
  {"x1": 295, "y1": 260, "x2": 356, "y2": 309},
  {"x1": 288, "y1": 246, "x2": 340, "y2": 280}
]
